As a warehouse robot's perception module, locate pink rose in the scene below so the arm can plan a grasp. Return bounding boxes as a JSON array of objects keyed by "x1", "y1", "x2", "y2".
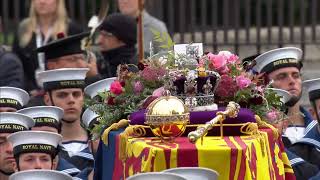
[
  {"x1": 110, "y1": 81, "x2": 124, "y2": 95},
  {"x1": 228, "y1": 54, "x2": 239, "y2": 63},
  {"x1": 217, "y1": 51, "x2": 239, "y2": 63},
  {"x1": 210, "y1": 54, "x2": 227, "y2": 69},
  {"x1": 152, "y1": 87, "x2": 165, "y2": 97},
  {"x1": 236, "y1": 75, "x2": 251, "y2": 89}
]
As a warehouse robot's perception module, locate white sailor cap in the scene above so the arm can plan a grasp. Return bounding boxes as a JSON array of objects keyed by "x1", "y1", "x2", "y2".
[
  {"x1": 303, "y1": 78, "x2": 320, "y2": 101},
  {"x1": 82, "y1": 108, "x2": 101, "y2": 129},
  {"x1": 7, "y1": 131, "x2": 62, "y2": 157},
  {"x1": 84, "y1": 77, "x2": 117, "y2": 98},
  {"x1": 0, "y1": 87, "x2": 30, "y2": 110},
  {"x1": 9, "y1": 170, "x2": 73, "y2": 180},
  {"x1": 37, "y1": 68, "x2": 89, "y2": 91},
  {"x1": 253, "y1": 47, "x2": 302, "y2": 74},
  {"x1": 17, "y1": 106, "x2": 64, "y2": 129},
  {"x1": 0, "y1": 112, "x2": 34, "y2": 133},
  {"x1": 268, "y1": 88, "x2": 292, "y2": 104}
]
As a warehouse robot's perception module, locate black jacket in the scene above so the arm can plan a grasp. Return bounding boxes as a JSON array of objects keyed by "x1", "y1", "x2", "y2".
[
  {"x1": 0, "y1": 47, "x2": 24, "y2": 88},
  {"x1": 12, "y1": 21, "x2": 83, "y2": 92},
  {"x1": 98, "y1": 45, "x2": 137, "y2": 78}
]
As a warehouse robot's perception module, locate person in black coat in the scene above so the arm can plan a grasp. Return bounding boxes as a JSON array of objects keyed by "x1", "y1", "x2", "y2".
[
  {"x1": 12, "y1": 0, "x2": 83, "y2": 94},
  {"x1": 97, "y1": 13, "x2": 138, "y2": 78},
  {"x1": 0, "y1": 46, "x2": 24, "y2": 88}
]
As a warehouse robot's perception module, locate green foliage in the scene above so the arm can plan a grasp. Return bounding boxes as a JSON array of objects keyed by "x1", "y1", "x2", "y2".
[{"x1": 150, "y1": 28, "x2": 175, "y2": 50}]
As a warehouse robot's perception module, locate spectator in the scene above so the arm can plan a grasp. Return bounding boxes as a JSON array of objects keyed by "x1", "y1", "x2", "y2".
[
  {"x1": 12, "y1": 0, "x2": 83, "y2": 95},
  {"x1": 27, "y1": 32, "x2": 99, "y2": 107},
  {"x1": 0, "y1": 46, "x2": 24, "y2": 88},
  {"x1": 97, "y1": 13, "x2": 137, "y2": 78},
  {"x1": 117, "y1": 0, "x2": 170, "y2": 56}
]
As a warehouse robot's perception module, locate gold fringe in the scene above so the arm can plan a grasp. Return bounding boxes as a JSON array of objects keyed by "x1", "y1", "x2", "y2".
[
  {"x1": 101, "y1": 119, "x2": 130, "y2": 145},
  {"x1": 240, "y1": 122, "x2": 266, "y2": 156},
  {"x1": 119, "y1": 125, "x2": 148, "y2": 161},
  {"x1": 255, "y1": 115, "x2": 279, "y2": 140}
]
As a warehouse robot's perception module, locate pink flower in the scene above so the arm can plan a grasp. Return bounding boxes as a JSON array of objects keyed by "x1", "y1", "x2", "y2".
[
  {"x1": 255, "y1": 86, "x2": 264, "y2": 93},
  {"x1": 110, "y1": 81, "x2": 124, "y2": 95},
  {"x1": 215, "y1": 75, "x2": 238, "y2": 97},
  {"x1": 218, "y1": 51, "x2": 239, "y2": 63},
  {"x1": 133, "y1": 81, "x2": 144, "y2": 94},
  {"x1": 141, "y1": 66, "x2": 166, "y2": 81},
  {"x1": 266, "y1": 110, "x2": 278, "y2": 122},
  {"x1": 209, "y1": 54, "x2": 227, "y2": 70},
  {"x1": 236, "y1": 75, "x2": 251, "y2": 89},
  {"x1": 152, "y1": 87, "x2": 165, "y2": 97}
]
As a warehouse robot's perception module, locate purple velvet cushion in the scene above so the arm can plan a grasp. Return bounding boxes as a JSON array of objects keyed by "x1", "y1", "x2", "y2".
[{"x1": 129, "y1": 108, "x2": 256, "y2": 125}]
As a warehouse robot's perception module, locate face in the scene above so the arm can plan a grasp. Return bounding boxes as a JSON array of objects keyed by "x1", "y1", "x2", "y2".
[
  {"x1": 118, "y1": 0, "x2": 139, "y2": 17},
  {"x1": 0, "y1": 107, "x2": 17, "y2": 112},
  {"x1": 44, "y1": 89, "x2": 84, "y2": 123},
  {"x1": 33, "y1": 0, "x2": 57, "y2": 16},
  {"x1": 268, "y1": 67, "x2": 302, "y2": 98},
  {"x1": 47, "y1": 54, "x2": 88, "y2": 70},
  {"x1": 32, "y1": 126, "x2": 58, "y2": 133},
  {"x1": 0, "y1": 133, "x2": 15, "y2": 174},
  {"x1": 16, "y1": 153, "x2": 56, "y2": 171},
  {"x1": 97, "y1": 31, "x2": 124, "y2": 52}
]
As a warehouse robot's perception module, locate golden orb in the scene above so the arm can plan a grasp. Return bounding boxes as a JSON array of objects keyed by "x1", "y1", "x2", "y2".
[{"x1": 145, "y1": 96, "x2": 190, "y2": 141}]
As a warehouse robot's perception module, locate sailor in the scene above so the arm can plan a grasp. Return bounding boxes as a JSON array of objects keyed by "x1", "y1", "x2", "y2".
[
  {"x1": 9, "y1": 169, "x2": 72, "y2": 180},
  {"x1": 0, "y1": 112, "x2": 34, "y2": 180},
  {"x1": 7, "y1": 131, "x2": 62, "y2": 171},
  {"x1": 17, "y1": 106, "x2": 80, "y2": 177},
  {"x1": 0, "y1": 87, "x2": 29, "y2": 112},
  {"x1": 254, "y1": 47, "x2": 316, "y2": 146},
  {"x1": 37, "y1": 68, "x2": 94, "y2": 171},
  {"x1": 289, "y1": 78, "x2": 320, "y2": 170},
  {"x1": 78, "y1": 78, "x2": 117, "y2": 180}
]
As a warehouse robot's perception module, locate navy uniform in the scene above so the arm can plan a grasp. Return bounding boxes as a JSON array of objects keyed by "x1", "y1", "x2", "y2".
[
  {"x1": 287, "y1": 78, "x2": 320, "y2": 179},
  {"x1": 9, "y1": 170, "x2": 73, "y2": 180},
  {"x1": 286, "y1": 149, "x2": 319, "y2": 180},
  {"x1": 254, "y1": 47, "x2": 315, "y2": 146},
  {"x1": 16, "y1": 106, "x2": 81, "y2": 177},
  {"x1": 77, "y1": 79, "x2": 119, "y2": 180},
  {"x1": 37, "y1": 68, "x2": 94, "y2": 171}
]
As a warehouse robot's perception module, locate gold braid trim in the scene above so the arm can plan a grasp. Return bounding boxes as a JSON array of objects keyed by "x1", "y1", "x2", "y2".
[
  {"x1": 255, "y1": 115, "x2": 279, "y2": 140},
  {"x1": 119, "y1": 125, "x2": 148, "y2": 161},
  {"x1": 101, "y1": 119, "x2": 130, "y2": 145},
  {"x1": 240, "y1": 122, "x2": 265, "y2": 156}
]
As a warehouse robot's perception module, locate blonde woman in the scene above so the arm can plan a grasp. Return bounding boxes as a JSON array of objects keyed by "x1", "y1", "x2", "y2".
[{"x1": 12, "y1": 0, "x2": 83, "y2": 95}]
